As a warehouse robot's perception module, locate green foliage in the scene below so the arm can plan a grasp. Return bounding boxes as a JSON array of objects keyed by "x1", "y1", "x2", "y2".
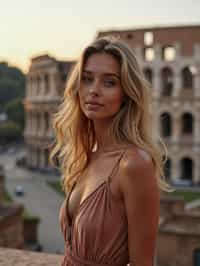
[
  {"x1": 170, "y1": 190, "x2": 200, "y2": 202},
  {"x1": 0, "y1": 62, "x2": 25, "y2": 107},
  {"x1": 3, "y1": 188, "x2": 13, "y2": 202},
  {"x1": 0, "y1": 62, "x2": 25, "y2": 142},
  {"x1": 47, "y1": 180, "x2": 65, "y2": 196},
  {"x1": 4, "y1": 98, "x2": 24, "y2": 129},
  {"x1": 0, "y1": 121, "x2": 22, "y2": 143}
]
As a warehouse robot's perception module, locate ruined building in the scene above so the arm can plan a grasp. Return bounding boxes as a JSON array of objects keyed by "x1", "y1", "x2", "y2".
[{"x1": 98, "y1": 25, "x2": 200, "y2": 185}]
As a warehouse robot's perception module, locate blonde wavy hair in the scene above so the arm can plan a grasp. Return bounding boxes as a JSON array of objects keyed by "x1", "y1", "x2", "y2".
[{"x1": 50, "y1": 36, "x2": 174, "y2": 193}]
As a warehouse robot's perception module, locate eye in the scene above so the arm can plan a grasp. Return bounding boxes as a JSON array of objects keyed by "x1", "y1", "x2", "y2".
[
  {"x1": 104, "y1": 79, "x2": 116, "y2": 87},
  {"x1": 81, "y1": 75, "x2": 93, "y2": 83}
]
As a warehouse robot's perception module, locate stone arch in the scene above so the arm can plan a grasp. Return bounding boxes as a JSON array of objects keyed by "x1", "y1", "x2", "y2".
[
  {"x1": 181, "y1": 112, "x2": 193, "y2": 135},
  {"x1": 182, "y1": 66, "x2": 193, "y2": 89},
  {"x1": 180, "y1": 157, "x2": 193, "y2": 181},
  {"x1": 160, "y1": 112, "x2": 172, "y2": 137},
  {"x1": 161, "y1": 67, "x2": 174, "y2": 97},
  {"x1": 44, "y1": 73, "x2": 49, "y2": 94},
  {"x1": 143, "y1": 67, "x2": 153, "y2": 84}
]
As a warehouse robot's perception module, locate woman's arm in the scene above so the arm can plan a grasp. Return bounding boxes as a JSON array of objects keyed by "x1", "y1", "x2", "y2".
[{"x1": 119, "y1": 148, "x2": 160, "y2": 266}]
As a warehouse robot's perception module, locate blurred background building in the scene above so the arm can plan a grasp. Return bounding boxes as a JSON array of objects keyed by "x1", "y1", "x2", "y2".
[
  {"x1": 24, "y1": 55, "x2": 74, "y2": 171},
  {"x1": 98, "y1": 25, "x2": 200, "y2": 186}
]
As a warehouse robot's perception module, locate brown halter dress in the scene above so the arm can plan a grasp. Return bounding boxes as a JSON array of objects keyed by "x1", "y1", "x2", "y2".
[{"x1": 60, "y1": 150, "x2": 130, "y2": 266}]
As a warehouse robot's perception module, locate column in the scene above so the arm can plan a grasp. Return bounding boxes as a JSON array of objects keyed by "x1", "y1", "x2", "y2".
[
  {"x1": 152, "y1": 68, "x2": 161, "y2": 98},
  {"x1": 194, "y1": 112, "x2": 200, "y2": 143},
  {"x1": 154, "y1": 44, "x2": 162, "y2": 63},
  {"x1": 173, "y1": 71, "x2": 182, "y2": 97},
  {"x1": 172, "y1": 115, "x2": 180, "y2": 143},
  {"x1": 194, "y1": 67, "x2": 200, "y2": 97},
  {"x1": 171, "y1": 157, "x2": 179, "y2": 181},
  {"x1": 193, "y1": 155, "x2": 199, "y2": 184},
  {"x1": 49, "y1": 71, "x2": 58, "y2": 97}
]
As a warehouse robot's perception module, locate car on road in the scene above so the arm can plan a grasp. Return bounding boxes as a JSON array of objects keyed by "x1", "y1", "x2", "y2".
[{"x1": 14, "y1": 185, "x2": 24, "y2": 196}]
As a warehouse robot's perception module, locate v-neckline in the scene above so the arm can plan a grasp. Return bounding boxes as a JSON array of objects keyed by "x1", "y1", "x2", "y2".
[
  {"x1": 66, "y1": 180, "x2": 108, "y2": 227},
  {"x1": 65, "y1": 149, "x2": 126, "y2": 228}
]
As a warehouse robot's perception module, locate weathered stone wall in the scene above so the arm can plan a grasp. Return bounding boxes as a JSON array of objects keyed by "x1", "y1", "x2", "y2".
[
  {"x1": 0, "y1": 204, "x2": 24, "y2": 249},
  {"x1": 0, "y1": 247, "x2": 63, "y2": 266}
]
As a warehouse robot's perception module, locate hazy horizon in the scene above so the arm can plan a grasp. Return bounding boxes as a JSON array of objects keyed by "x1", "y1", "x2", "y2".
[{"x1": 1, "y1": 0, "x2": 200, "y2": 73}]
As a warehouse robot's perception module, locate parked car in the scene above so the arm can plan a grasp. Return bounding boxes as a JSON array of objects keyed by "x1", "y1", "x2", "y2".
[{"x1": 14, "y1": 185, "x2": 24, "y2": 196}]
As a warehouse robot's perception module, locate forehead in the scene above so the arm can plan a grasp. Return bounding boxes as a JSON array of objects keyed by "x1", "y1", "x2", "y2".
[{"x1": 83, "y1": 52, "x2": 120, "y2": 75}]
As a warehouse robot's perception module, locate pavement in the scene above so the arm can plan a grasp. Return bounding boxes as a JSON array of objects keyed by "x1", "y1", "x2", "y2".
[{"x1": 0, "y1": 147, "x2": 65, "y2": 254}]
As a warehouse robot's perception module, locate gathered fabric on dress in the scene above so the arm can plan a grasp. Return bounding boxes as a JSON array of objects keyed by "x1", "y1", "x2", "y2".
[{"x1": 60, "y1": 150, "x2": 130, "y2": 266}]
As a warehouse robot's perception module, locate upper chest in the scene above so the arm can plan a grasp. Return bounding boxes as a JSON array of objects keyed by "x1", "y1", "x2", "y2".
[{"x1": 67, "y1": 153, "x2": 123, "y2": 221}]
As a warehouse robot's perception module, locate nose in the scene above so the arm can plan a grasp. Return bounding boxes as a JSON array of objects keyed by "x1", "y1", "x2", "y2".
[{"x1": 88, "y1": 79, "x2": 100, "y2": 95}]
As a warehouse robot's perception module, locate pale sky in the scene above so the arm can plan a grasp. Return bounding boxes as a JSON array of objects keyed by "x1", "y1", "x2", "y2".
[{"x1": 0, "y1": 0, "x2": 200, "y2": 73}]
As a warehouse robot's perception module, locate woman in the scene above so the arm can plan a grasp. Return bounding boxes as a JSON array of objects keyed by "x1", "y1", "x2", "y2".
[{"x1": 50, "y1": 36, "x2": 172, "y2": 266}]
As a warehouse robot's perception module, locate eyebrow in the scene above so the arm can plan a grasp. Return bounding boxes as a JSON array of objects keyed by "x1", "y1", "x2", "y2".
[{"x1": 83, "y1": 70, "x2": 120, "y2": 80}]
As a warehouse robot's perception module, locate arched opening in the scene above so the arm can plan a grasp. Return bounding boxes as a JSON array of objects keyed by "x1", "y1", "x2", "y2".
[
  {"x1": 180, "y1": 157, "x2": 193, "y2": 181},
  {"x1": 182, "y1": 66, "x2": 193, "y2": 89},
  {"x1": 181, "y1": 113, "x2": 193, "y2": 135},
  {"x1": 161, "y1": 67, "x2": 174, "y2": 97},
  {"x1": 44, "y1": 74, "x2": 49, "y2": 95},
  {"x1": 143, "y1": 67, "x2": 153, "y2": 84},
  {"x1": 160, "y1": 112, "x2": 172, "y2": 137}
]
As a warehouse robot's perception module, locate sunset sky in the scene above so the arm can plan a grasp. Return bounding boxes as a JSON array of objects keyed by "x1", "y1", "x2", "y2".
[{"x1": 1, "y1": 0, "x2": 200, "y2": 73}]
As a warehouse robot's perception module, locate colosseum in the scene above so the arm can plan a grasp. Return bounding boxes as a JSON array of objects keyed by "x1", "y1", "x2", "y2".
[{"x1": 97, "y1": 24, "x2": 200, "y2": 185}]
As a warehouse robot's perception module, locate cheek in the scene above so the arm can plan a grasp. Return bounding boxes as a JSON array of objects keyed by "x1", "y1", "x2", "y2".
[{"x1": 108, "y1": 92, "x2": 124, "y2": 109}]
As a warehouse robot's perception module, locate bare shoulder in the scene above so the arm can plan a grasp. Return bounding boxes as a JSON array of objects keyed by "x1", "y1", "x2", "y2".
[
  {"x1": 118, "y1": 146, "x2": 160, "y2": 265},
  {"x1": 118, "y1": 146, "x2": 157, "y2": 193}
]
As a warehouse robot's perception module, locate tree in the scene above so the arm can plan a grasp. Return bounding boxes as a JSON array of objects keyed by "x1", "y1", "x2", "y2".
[
  {"x1": 0, "y1": 62, "x2": 25, "y2": 107},
  {"x1": 4, "y1": 98, "x2": 24, "y2": 130},
  {"x1": 0, "y1": 121, "x2": 21, "y2": 143}
]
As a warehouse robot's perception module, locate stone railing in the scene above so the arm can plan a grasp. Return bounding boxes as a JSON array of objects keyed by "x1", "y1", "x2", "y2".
[{"x1": 0, "y1": 247, "x2": 63, "y2": 266}]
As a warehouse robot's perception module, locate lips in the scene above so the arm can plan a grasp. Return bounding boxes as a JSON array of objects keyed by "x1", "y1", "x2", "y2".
[{"x1": 85, "y1": 101, "x2": 103, "y2": 106}]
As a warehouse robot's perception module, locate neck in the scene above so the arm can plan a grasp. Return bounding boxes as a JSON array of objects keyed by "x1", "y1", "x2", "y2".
[{"x1": 93, "y1": 119, "x2": 123, "y2": 152}]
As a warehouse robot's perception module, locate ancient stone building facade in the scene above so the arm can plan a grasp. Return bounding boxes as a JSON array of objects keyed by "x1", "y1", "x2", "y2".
[
  {"x1": 24, "y1": 55, "x2": 74, "y2": 171},
  {"x1": 98, "y1": 25, "x2": 200, "y2": 184},
  {"x1": 0, "y1": 167, "x2": 24, "y2": 248},
  {"x1": 158, "y1": 194, "x2": 200, "y2": 266}
]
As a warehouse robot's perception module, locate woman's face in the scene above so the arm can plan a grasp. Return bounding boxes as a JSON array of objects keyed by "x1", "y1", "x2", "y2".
[{"x1": 78, "y1": 52, "x2": 125, "y2": 121}]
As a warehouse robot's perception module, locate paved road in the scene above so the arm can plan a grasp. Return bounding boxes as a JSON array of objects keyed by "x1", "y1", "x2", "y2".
[{"x1": 0, "y1": 149, "x2": 65, "y2": 254}]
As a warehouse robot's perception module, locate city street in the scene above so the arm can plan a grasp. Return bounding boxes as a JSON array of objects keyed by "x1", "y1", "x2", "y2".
[{"x1": 0, "y1": 148, "x2": 65, "y2": 254}]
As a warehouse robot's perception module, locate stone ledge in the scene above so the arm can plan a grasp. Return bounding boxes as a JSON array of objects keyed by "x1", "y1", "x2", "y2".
[{"x1": 0, "y1": 247, "x2": 63, "y2": 266}]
